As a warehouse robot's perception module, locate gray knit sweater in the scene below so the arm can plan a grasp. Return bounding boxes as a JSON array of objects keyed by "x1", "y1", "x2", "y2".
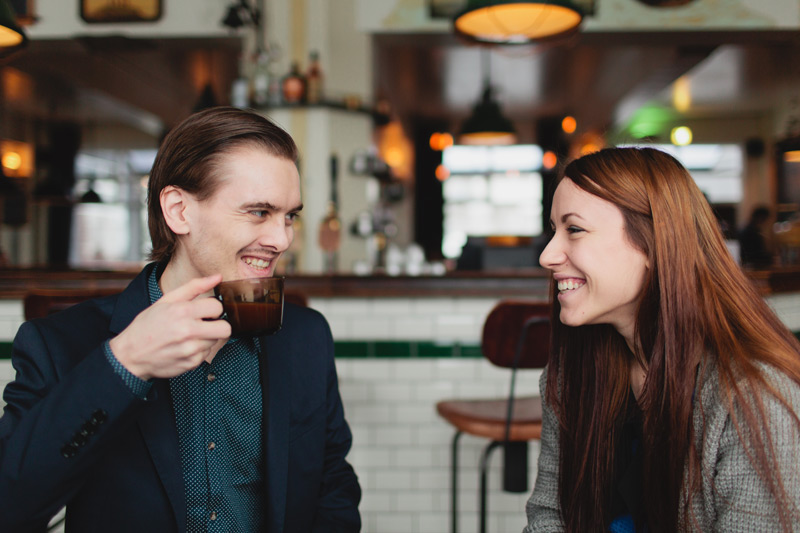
[{"x1": 524, "y1": 363, "x2": 800, "y2": 532}]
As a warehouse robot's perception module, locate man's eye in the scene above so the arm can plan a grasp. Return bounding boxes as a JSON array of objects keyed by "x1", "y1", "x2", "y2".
[{"x1": 250, "y1": 210, "x2": 268, "y2": 218}]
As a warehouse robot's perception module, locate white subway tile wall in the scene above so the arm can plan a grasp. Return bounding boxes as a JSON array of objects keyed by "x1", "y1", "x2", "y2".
[
  {"x1": 2, "y1": 292, "x2": 800, "y2": 532},
  {"x1": 337, "y1": 357, "x2": 542, "y2": 533}
]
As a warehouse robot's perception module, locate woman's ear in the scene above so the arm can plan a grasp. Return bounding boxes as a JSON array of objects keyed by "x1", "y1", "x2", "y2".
[{"x1": 160, "y1": 185, "x2": 192, "y2": 235}]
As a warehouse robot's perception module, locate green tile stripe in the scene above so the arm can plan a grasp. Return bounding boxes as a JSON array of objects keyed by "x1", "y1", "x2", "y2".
[
  {"x1": 5, "y1": 331, "x2": 800, "y2": 361},
  {"x1": 334, "y1": 340, "x2": 482, "y2": 359},
  {"x1": 0, "y1": 340, "x2": 483, "y2": 360}
]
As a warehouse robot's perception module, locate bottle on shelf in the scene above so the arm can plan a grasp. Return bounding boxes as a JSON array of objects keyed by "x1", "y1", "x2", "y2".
[
  {"x1": 282, "y1": 61, "x2": 306, "y2": 104},
  {"x1": 306, "y1": 50, "x2": 324, "y2": 104},
  {"x1": 250, "y1": 49, "x2": 271, "y2": 108},
  {"x1": 230, "y1": 53, "x2": 249, "y2": 108},
  {"x1": 318, "y1": 153, "x2": 341, "y2": 273}
]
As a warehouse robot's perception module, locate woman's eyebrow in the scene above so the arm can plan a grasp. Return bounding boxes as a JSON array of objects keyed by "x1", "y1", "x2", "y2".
[{"x1": 560, "y1": 212, "x2": 585, "y2": 223}]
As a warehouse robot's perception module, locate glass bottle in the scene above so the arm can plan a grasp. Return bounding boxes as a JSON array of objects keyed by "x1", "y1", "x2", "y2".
[
  {"x1": 282, "y1": 61, "x2": 306, "y2": 104},
  {"x1": 306, "y1": 50, "x2": 323, "y2": 104},
  {"x1": 250, "y1": 49, "x2": 271, "y2": 108},
  {"x1": 229, "y1": 53, "x2": 249, "y2": 108}
]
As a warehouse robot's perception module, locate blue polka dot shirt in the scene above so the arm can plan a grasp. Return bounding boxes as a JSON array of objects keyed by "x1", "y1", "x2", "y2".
[{"x1": 105, "y1": 268, "x2": 265, "y2": 532}]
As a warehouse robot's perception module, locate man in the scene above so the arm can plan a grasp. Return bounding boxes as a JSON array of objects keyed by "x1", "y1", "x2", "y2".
[{"x1": 0, "y1": 107, "x2": 361, "y2": 532}]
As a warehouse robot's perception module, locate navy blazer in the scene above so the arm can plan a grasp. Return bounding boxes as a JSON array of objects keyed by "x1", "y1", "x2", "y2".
[{"x1": 0, "y1": 264, "x2": 361, "y2": 532}]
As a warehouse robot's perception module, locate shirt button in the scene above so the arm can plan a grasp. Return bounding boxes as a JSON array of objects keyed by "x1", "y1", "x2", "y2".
[
  {"x1": 210, "y1": 511, "x2": 217, "y2": 521},
  {"x1": 207, "y1": 373, "x2": 216, "y2": 382},
  {"x1": 208, "y1": 442, "x2": 215, "y2": 450}
]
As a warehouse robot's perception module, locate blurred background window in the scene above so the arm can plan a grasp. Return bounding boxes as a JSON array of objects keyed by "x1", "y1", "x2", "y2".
[
  {"x1": 69, "y1": 149, "x2": 156, "y2": 269},
  {"x1": 441, "y1": 144, "x2": 543, "y2": 259}
]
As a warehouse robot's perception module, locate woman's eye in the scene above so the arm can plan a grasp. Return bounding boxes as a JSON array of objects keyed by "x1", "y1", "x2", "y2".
[{"x1": 566, "y1": 225, "x2": 584, "y2": 234}]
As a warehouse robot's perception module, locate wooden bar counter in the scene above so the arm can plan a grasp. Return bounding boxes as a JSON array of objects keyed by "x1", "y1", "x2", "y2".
[
  {"x1": 1, "y1": 266, "x2": 800, "y2": 300},
  {"x1": 0, "y1": 267, "x2": 553, "y2": 300}
]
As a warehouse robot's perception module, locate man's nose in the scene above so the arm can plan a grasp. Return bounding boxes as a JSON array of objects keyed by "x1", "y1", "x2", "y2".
[{"x1": 259, "y1": 216, "x2": 292, "y2": 252}]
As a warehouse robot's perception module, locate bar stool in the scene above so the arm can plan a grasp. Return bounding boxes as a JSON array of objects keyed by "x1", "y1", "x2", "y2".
[{"x1": 436, "y1": 300, "x2": 550, "y2": 533}]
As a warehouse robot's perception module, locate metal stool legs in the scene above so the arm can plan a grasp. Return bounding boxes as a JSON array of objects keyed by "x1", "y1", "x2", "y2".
[
  {"x1": 449, "y1": 434, "x2": 530, "y2": 533},
  {"x1": 449, "y1": 431, "x2": 463, "y2": 533},
  {"x1": 479, "y1": 441, "x2": 502, "y2": 533}
]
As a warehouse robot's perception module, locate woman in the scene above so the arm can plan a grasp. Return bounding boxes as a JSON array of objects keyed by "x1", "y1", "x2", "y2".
[{"x1": 525, "y1": 147, "x2": 800, "y2": 532}]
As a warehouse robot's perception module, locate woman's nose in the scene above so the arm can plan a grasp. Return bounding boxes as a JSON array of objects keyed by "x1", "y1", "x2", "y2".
[{"x1": 539, "y1": 235, "x2": 564, "y2": 269}]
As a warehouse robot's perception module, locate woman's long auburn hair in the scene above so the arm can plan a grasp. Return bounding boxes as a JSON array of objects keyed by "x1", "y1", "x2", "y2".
[{"x1": 546, "y1": 147, "x2": 800, "y2": 532}]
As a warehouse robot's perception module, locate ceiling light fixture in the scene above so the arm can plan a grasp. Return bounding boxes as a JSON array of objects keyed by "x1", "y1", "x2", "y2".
[
  {"x1": 221, "y1": 0, "x2": 260, "y2": 30},
  {"x1": 0, "y1": 0, "x2": 26, "y2": 51},
  {"x1": 635, "y1": 0, "x2": 696, "y2": 6},
  {"x1": 453, "y1": 0, "x2": 584, "y2": 45},
  {"x1": 459, "y1": 49, "x2": 517, "y2": 145}
]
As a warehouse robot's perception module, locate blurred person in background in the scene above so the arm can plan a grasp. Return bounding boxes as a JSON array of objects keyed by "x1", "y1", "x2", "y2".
[{"x1": 739, "y1": 205, "x2": 774, "y2": 268}]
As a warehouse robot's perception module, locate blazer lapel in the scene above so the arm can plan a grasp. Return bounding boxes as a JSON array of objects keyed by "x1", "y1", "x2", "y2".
[
  {"x1": 261, "y1": 331, "x2": 291, "y2": 532},
  {"x1": 109, "y1": 263, "x2": 187, "y2": 532}
]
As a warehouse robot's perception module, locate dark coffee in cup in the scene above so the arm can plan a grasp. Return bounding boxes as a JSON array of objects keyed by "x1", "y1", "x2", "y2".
[{"x1": 214, "y1": 277, "x2": 284, "y2": 337}]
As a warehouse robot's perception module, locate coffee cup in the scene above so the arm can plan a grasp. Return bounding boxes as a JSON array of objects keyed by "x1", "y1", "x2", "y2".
[{"x1": 214, "y1": 277, "x2": 284, "y2": 337}]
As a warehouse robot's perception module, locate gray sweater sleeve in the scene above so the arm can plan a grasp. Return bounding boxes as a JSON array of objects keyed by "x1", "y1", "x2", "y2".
[
  {"x1": 523, "y1": 368, "x2": 566, "y2": 532},
  {"x1": 692, "y1": 365, "x2": 800, "y2": 532},
  {"x1": 523, "y1": 363, "x2": 800, "y2": 533}
]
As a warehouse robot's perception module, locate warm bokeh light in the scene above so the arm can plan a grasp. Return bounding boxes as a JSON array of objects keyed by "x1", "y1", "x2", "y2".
[
  {"x1": 376, "y1": 120, "x2": 414, "y2": 180},
  {"x1": 672, "y1": 76, "x2": 691, "y2": 113},
  {"x1": 429, "y1": 132, "x2": 454, "y2": 151},
  {"x1": 0, "y1": 139, "x2": 34, "y2": 178},
  {"x1": 561, "y1": 116, "x2": 577, "y2": 134},
  {"x1": 383, "y1": 147, "x2": 404, "y2": 169},
  {"x1": 671, "y1": 126, "x2": 693, "y2": 146},
  {"x1": 784, "y1": 150, "x2": 800, "y2": 163},
  {"x1": 542, "y1": 150, "x2": 557, "y2": 170},
  {"x1": 2, "y1": 151, "x2": 21, "y2": 171},
  {"x1": 580, "y1": 143, "x2": 601, "y2": 155},
  {"x1": 435, "y1": 164, "x2": 450, "y2": 182},
  {"x1": 2, "y1": 68, "x2": 34, "y2": 105}
]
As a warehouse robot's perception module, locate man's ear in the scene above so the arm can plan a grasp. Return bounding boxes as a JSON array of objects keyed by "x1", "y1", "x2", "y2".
[{"x1": 160, "y1": 185, "x2": 192, "y2": 235}]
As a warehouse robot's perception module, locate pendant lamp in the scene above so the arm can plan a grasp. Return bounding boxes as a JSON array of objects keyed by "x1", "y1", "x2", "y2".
[
  {"x1": 459, "y1": 50, "x2": 517, "y2": 145},
  {"x1": 454, "y1": 0, "x2": 583, "y2": 45},
  {"x1": 636, "y1": 0, "x2": 695, "y2": 5},
  {"x1": 0, "y1": 0, "x2": 25, "y2": 50}
]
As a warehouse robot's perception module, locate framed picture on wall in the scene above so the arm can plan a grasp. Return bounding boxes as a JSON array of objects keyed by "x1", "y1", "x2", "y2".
[{"x1": 81, "y1": 0, "x2": 162, "y2": 23}]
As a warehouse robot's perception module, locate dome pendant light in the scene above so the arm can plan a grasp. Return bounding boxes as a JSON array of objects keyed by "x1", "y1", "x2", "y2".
[
  {"x1": 0, "y1": 0, "x2": 26, "y2": 51},
  {"x1": 454, "y1": 0, "x2": 584, "y2": 45},
  {"x1": 459, "y1": 50, "x2": 517, "y2": 146}
]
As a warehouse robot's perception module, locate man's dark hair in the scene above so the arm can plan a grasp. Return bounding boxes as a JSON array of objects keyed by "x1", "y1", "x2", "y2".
[{"x1": 147, "y1": 106, "x2": 299, "y2": 262}]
